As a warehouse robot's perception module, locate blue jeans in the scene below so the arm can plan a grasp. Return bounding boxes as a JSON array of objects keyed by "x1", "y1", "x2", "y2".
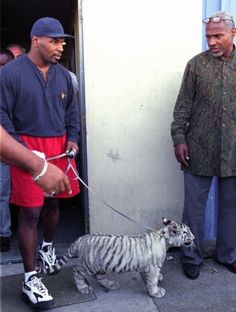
[
  {"x1": 0, "y1": 162, "x2": 11, "y2": 237},
  {"x1": 182, "y1": 172, "x2": 236, "y2": 265}
]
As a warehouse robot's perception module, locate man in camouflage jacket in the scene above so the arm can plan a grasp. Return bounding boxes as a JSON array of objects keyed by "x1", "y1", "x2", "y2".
[{"x1": 171, "y1": 11, "x2": 236, "y2": 279}]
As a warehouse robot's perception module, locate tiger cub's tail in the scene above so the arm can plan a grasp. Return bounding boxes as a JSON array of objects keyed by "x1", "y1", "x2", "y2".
[{"x1": 37, "y1": 239, "x2": 78, "y2": 275}]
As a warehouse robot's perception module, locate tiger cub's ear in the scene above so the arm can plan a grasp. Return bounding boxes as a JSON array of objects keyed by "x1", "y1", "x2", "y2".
[
  {"x1": 162, "y1": 217, "x2": 171, "y2": 226},
  {"x1": 168, "y1": 222, "x2": 178, "y2": 235}
]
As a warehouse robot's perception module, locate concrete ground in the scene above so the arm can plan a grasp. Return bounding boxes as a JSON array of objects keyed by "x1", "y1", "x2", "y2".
[{"x1": 1, "y1": 250, "x2": 235, "y2": 312}]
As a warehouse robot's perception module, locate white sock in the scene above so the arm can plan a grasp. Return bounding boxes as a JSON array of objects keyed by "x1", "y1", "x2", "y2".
[
  {"x1": 41, "y1": 240, "x2": 53, "y2": 249},
  {"x1": 25, "y1": 271, "x2": 37, "y2": 282}
]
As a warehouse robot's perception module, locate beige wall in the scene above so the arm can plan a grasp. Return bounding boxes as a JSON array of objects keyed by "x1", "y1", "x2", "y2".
[{"x1": 82, "y1": 0, "x2": 202, "y2": 234}]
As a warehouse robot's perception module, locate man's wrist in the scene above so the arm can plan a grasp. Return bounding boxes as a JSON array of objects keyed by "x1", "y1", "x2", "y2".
[
  {"x1": 32, "y1": 159, "x2": 48, "y2": 182},
  {"x1": 31, "y1": 150, "x2": 48, "y2": 182}
]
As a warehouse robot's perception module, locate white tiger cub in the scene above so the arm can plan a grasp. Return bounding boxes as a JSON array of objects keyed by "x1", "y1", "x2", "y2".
[{"x1": 38, "y1": 218, "x2": 194, "y2": 298}]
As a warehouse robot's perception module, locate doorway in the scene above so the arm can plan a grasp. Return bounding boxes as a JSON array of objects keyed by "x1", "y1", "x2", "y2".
[{"x1": 0, "y1": 0, "x2": 87, "y2": 261}]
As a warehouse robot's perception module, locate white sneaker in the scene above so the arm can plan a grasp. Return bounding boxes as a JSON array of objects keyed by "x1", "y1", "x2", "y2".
[
  {"x1": 39, "y1": 245, "x2": 58, "y2": 274},
  {"x1": 22, "y1": 274, "x2": 54, "y2": 309}
]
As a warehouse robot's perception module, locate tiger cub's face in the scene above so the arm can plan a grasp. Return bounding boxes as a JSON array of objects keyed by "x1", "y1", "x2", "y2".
[{"x1": 162, "y1": 218, "x2": 194, "y2": 248}]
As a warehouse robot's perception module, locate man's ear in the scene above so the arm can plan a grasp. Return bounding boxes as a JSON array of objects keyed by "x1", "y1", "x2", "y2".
[
  {"x1": 31, "y1": 36, "x2": 40, "y2": 48},
  {"x1": 169, "y1": 225, "x2": 178, "y2": 235}
]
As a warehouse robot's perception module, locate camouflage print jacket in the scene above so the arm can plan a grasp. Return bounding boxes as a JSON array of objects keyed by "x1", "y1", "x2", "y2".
[{"x1": 171, "y1": 48, "x2": 236, "y2": 177}]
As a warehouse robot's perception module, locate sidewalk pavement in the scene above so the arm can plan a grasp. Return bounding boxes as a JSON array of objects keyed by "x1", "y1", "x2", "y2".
[{"x1": 1, "y1": 250, "x2": 236, "y2": 312}]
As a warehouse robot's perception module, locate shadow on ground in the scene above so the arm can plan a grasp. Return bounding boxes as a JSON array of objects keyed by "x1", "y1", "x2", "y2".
[{"x1": 153, "y1": 252, "x2": 236, "y2": 312}]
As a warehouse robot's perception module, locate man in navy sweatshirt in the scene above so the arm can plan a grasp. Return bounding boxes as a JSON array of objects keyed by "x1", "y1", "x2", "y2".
[{"x1": 0, "y1": 17, "x2": 80, "y2": 309}]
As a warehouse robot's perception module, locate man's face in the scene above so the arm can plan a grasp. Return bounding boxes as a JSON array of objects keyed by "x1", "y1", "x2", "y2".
[
  {"x1": 9, "y1": 47, "x2": 24, "y2": 58},
  {"x1": 35, "y1": 36, "x2": 65, "y2": 64},
  {"x1": 206, "y1": 21, "x2": 236, "y2": 57}
]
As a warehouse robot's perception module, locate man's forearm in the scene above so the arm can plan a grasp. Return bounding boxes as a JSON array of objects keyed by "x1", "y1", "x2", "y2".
[{"x1": 0, "y1": 126, "x2": 44, "y2": 176}]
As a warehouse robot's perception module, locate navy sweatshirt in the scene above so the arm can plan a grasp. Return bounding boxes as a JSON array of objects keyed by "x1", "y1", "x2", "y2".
[{"x1": 0, "y1": 55, "x2": 80, "y2": 143}]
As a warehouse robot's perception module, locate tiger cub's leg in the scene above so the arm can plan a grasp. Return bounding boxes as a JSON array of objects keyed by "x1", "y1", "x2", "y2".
[
  {"x1": 95, "y1": 274, "x2": 120, "y2": 290},
  {"x1": 141, "y1": 266, "x2": 165, "y2": 298},
  {"x1": 73, "y1": 266, "x2": 94, "y2": 294}
]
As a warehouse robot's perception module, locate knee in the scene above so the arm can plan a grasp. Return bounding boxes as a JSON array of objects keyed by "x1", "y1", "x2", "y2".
[
  {"x1": 18, "y1": 208, "x2": 41, "y2": 228},
  {"x1": 43, "y1": 199, "x2": 59, "y2": 215}
]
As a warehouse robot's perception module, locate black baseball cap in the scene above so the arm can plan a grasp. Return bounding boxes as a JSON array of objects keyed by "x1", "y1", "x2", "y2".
[{"x1": 30, "y1": 17, "x2": 74, "y2": 38}]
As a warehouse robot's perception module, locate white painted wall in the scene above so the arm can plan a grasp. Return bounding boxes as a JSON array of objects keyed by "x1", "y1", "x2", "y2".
[{"x1": 82, "y1": 0, "x2": 202, "y2": 234}]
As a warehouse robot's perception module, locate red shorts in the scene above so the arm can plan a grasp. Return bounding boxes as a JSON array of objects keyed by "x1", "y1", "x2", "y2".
[{"x1": 10, "y1": 135, "x2": 80, "y2": 208}]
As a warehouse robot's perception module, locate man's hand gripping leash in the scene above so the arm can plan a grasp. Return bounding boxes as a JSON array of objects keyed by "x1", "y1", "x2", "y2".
[{"x1": 44, "y1": 148, "x2": 77, "y2": 197}]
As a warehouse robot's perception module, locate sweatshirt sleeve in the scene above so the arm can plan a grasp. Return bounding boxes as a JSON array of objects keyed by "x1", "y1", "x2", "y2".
[
  {"x1": 65, "y1": 74, "x2": 80, "y2": 144},
  {"x1": 0, "y1": 68, "x2": 23, "y2": 143}
]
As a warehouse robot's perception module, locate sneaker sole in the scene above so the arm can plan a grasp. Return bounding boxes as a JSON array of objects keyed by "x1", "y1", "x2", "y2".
[{"x1": 21, "y1": 292, "x2": 54, "y2": 310}]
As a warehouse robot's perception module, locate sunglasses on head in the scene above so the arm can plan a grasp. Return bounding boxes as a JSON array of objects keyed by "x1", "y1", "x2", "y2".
[{"x1": 203, "y1": 16, "x2": 235, "y2": 26}]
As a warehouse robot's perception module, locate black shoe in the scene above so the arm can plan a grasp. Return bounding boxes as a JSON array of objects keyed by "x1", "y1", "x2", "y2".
[
  {"x1": 183, "y1": 263, "x2": 200, "y2": 279},
  {"x1": 215, "y1": 260, "x2": 236, "y2": 273},
  {"x1": 0, "y1": 237, "x2": 10, "y2": 252}
]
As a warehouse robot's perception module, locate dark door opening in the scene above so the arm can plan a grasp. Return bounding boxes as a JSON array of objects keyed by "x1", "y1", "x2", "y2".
[{"x1": 0, "y1": 0, "x2": 87, "y2": 261}]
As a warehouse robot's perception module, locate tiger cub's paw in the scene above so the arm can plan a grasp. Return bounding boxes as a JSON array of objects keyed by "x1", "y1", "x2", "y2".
[
  {"x1": 98, "y1": 278, "x2": 120, "y2": 290},
  {"x1": 76, "y1": 282, "x2": 94, "y2": 294},
  {"x1": 150, "y1": 286, "x2": 165, "y2": 298}
]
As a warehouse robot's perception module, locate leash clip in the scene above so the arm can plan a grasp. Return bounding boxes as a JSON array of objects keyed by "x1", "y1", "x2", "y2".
[{"x1": 66, "y1": 148, "x2": 76, "y2": 159}]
